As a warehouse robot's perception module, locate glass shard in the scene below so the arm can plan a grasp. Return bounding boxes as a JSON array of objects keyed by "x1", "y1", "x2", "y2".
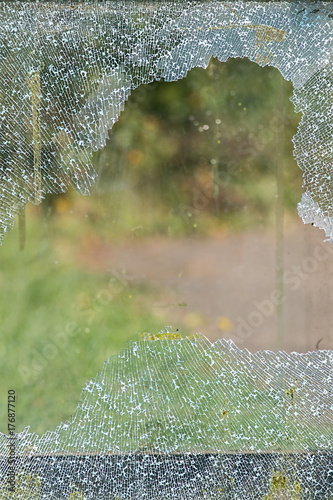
[{"x1": 0, "y1": 1, "x2": 332, "y2": 242}]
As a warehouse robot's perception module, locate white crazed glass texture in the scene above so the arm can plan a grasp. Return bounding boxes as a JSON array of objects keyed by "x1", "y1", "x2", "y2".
[
  {"x1": 0, "y1": 1, "x2": 333, "y2": 241},
  {"x1": 0, "y1": 332, "x2": 333, "y2": 498},
  {"x1": 0, "y1": 1, "x2": 332, "y2": 499}
]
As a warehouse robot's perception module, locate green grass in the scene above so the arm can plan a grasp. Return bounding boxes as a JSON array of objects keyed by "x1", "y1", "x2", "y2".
[
  {"x1": 0, "y1": 209, "x2": 167, "y2": 435},
  {"x1": 0, "y1": 180, "x2": 308, "y2": 439}
]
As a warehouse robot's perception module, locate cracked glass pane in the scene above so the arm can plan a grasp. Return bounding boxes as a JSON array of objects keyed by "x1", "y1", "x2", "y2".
[
  {"x1": 0, "y1": 0, "x2": 332, "y2": 241},
  {"x1": 0, "y1": 1, "x2": 332, "y2": 498},
  {"x1": 1, "y1": 333, "x2": 333, "y2": 498}
]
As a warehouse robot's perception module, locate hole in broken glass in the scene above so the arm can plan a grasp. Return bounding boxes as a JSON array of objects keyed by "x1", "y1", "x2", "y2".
[{"x1": 3, "y1": 55, "x2": 332, "y2": 439}]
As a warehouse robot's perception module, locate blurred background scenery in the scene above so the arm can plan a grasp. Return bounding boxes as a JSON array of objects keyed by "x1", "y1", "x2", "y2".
[{"x1": 1, "y1": 57, "x2": 333, "y2": 435}]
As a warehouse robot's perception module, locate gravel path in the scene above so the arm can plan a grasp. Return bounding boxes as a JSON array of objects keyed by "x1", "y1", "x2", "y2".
[{"x1": 78, "y1": 219, "x2": 333, "y2": 353}]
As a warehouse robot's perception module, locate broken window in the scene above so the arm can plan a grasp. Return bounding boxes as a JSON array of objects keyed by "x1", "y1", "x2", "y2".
[{"x1": 0, "y1": 1, "x2": 332, "y2": 498}]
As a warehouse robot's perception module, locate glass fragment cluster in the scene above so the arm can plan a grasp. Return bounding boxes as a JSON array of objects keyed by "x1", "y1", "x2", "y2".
[{"x1": 0, "y1": 1, "x2": 332, "y2": 241}]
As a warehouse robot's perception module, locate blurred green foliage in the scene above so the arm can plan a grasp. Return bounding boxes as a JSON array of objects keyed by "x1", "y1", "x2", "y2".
[
  {"x1": 90, "y1": 56, "x2": 303, "y2": 237},
  {"x1": 0, "y1": 470, "x2": 41, "y2": 499}
]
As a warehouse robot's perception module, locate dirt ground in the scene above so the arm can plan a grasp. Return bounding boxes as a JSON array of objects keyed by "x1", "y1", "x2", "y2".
[{"x1": 78, "y1": 218, "x2": 333, "y2": 354}]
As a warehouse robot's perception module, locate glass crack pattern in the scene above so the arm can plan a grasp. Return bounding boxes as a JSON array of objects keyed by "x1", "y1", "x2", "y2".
[
  {"x1": 0, "y1": 1, "x2": 332, "y2": 242},
  {"x1": 0, "y1": 333, "x2": 332, "y2": 498},
  {"x1": 0, "y1": 1, "x2": 333, "y2": 498}
]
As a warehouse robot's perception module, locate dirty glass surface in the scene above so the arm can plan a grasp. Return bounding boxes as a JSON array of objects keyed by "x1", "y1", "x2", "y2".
[{"x1": 0, "y1": 1, "x2": 332, "y2": 498}]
